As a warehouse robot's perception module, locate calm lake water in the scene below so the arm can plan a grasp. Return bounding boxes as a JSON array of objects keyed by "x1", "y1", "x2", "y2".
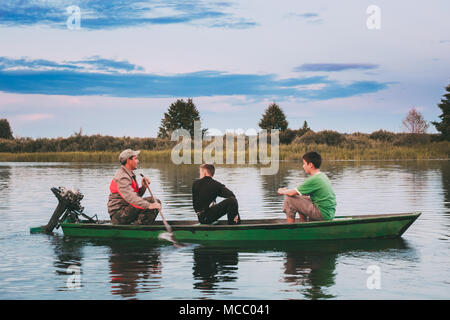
[{"x1": 0, "y1": 160, "x2": 449, "y2": 300}]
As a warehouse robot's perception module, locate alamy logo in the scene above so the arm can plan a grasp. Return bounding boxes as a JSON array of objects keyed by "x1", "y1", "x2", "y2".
[
  {"x1": 366, "y1": 5, "x2": 381, "y2": 30},
  {"x1": 171, "y1": 121, "x2": 279, "y2": 175},
  {"x1": 66, "y1": 265, "x2": 81, "y2": 289},
  {"x1": 366, "y1": 265, "x2": 381, "y2": 289},
  {"x1": 66, "y1": 5, "x2": 81, "y2": 30}
]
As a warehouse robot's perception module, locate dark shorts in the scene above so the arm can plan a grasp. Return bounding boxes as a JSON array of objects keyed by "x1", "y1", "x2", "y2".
[{"x1": 110, "y1": 197, "x2": 160, "y2": 225}]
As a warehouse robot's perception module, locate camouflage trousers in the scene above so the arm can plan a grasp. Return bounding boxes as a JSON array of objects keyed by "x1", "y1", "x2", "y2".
[{"x1": 110, "y1": 197, "x2": 160, "y2": 225}]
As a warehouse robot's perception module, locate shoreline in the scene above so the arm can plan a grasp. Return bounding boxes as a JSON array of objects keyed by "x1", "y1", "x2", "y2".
[{"x1": 0, "y1": 142, "x2": 449, "y2": 162}]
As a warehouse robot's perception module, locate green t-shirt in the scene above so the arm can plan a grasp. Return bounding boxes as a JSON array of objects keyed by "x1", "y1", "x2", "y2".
[{"x1": 296, "y1": 172, "x2": 336, "y2": 220}]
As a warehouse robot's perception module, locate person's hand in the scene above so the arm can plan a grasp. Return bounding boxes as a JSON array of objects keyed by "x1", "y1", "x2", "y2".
[
  {"x1": 141, "y1": 176, "x2": 150, "y2": 188},
  {"x1": 277, "y1": 187, "x2": 288, "y2": 195},
  {"x1": 149, "y1": 201, "x2": 161, "y2": 211}
]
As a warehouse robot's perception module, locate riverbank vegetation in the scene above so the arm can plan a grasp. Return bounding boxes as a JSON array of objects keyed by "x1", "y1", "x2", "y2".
[
  {"x1": 0, "y1": 131, "x2": 448, "y2": 162},
  {"x1": 1, "y1": 84, "x2": 449, "y2": 162}
]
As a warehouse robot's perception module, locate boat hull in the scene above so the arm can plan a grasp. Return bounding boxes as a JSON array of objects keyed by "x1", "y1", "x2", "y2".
[{"x1": 61, "y1": 212, "x2": 421, "y2": 242}]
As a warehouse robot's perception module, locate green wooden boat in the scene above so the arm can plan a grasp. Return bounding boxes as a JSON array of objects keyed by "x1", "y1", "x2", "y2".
[{"x1": 60, "y1": 212, "x2": 421, "y2": 242}]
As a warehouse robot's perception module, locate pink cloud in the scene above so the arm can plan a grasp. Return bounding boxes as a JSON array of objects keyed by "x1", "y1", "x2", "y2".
[{"x1": 13, "y1": 113, "x2": 55, "y2": 122}]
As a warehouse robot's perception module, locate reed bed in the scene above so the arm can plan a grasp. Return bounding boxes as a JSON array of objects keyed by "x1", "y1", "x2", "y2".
[
  {"x1": 0, "y1": 150, "x2": 172, "y2": 163},
  {"x1": 279, "y1": 141, "x2": 450, "y2": 161},
  {"x1": 1, "y1": 141, "x2": 448, "y2": 163}
]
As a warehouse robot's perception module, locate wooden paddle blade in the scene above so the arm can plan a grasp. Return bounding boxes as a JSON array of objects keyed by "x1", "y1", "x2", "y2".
[{"x1": 158, "y1": 232, "x2": 185, "y2": 248}]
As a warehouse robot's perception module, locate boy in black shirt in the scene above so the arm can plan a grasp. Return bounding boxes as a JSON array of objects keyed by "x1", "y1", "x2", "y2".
[{"x1": 192, "y1": 164, "x2": 241, "y2": 225}]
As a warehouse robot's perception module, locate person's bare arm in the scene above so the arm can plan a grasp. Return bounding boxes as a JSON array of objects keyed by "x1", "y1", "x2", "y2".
[{"x1": 277, "y1": 188, "x2": 299, "y2": 196}]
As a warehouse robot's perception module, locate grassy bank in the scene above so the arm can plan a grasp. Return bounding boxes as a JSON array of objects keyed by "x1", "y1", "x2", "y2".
[
  {"x1": 0, "y1": 150, "x2": 172, "y2": 163},
  {"x1": 1, "y1": 131, "x2": 448, "y2": 162},
  {"x1": 1, "y1": 141, "x2": 448, "y2": 162},
  {"x1": 279, "y1": 141, "x2": 450, "y2": 160}
]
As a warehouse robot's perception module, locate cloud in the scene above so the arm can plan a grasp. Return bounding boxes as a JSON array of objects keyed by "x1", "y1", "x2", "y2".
[
  {"x1": 70, "y1": 56, "x2": 145, "y2": 73},
  {"x1": 0, "y1": 0, "x2": 256, "y2": 30},
  {"x1": 294, "y1": 63, "x2": 380, "y2": 72},
  {"x1": 284, "y1": 12, "x2": 323, "y2": 24},
  {"x1": 12, "y1": 113, "x2": 55, "y2": 122},
  {"x1": 293, "y1": 84, "x2": 328, "y2": 91},
  {"x1": 0, "y1": 57, "x2": 82, "y2": 72},
  {"x1": 0, "y1": 56, "x2": 389, "y2": 101},
  {"x1": 0, "y1": 56, "x2": 144, "y2": 73},
  {"x1": 207, "y1": 18, "x2": 257, "y2": 29},
  {"x1": 304, "y1": 81, "x2": 388, "y2": 100}
]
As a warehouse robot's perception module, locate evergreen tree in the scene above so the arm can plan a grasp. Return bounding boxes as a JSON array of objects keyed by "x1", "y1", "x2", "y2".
[
  {"x1": 0, "y1": 118, "x2": 14, "y2": 139},
  {"x1": 432, "y1": 84, "x2": 450, "y2": 141},
  {"x1": 299, "y1": 120, "x2": 311, "y2": 135},
  {"x1": 158, "y1": 98, "x2": 201, "y2": 138},
  {"x1": 258, "y1": 103, "x2": 288, "y2": 131}
]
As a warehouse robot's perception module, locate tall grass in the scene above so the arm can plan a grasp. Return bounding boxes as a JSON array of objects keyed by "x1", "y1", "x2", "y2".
[
  {"x1": 280, "y1": 141, "x2": 450, "y2": 160},
  {"x1": 0, "y1": 150, "x2": 172, "y2": 163},
  {"x1": 0, "y1": 141, "x2": 448, "y2": 162},
  {"x1": 1, "y1": 130, "x2": 448, "y2": 162}
]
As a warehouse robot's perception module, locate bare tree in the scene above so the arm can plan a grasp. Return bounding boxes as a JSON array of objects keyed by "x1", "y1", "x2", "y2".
[{"x1": 402, "y1": 108, "x2": 429, "y2": 133}]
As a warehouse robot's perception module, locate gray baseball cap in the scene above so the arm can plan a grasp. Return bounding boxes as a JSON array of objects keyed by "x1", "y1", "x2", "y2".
[{"x1": 119, "y1": 149, "x2": 140, "y2": 163}]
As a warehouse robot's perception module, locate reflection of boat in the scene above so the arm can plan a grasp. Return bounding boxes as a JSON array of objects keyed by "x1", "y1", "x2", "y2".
[{"x1": 61, "y1": 213, "x2": 421, "y2": 242}]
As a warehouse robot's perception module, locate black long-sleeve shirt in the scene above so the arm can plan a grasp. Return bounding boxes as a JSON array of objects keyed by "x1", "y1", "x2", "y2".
[{"x1": 192, "y1": 176, "x2": 235, "y2": 213}]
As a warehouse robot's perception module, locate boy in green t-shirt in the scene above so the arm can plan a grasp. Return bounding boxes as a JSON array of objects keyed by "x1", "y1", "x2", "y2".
[{"x1": 277, "y1": 151, "x2": 336, "y2": 223}]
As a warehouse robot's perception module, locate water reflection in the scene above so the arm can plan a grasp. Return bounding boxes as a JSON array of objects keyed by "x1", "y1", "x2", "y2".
[
  {"x1": 0, "y1": 165, "x2": 11, "y2": 191},
  {"x1": 283, "y1": 250, "x2": 337, "y2": 299},
  {"x1": 50, "y1": 236, "x2": 163, "y2": 298},
  {"x1": 188, "y1": 238, "x2": 412, "y2": 299},
  {"x1": 152, "y1": 163, "x2": 198, "y2": 200},
  {"x1": 108, "y1": 240, "x2": 162, "y2": 299},
  {"x1": 150, "y1": 163, "x2": 199, "y2": 218},
  {"x1": 0, "y1": 165, "x2": 11, "y2": 210},
  {"x1": 3, "y1": 160, "x2": 448, "y2": 299},
  {"x1": 192, "y1": 246, "x2": 239, "y2": 295},
  {"x1": 317, "y1": 161, "x2": 348, "y2": 181},
  {"x1": 441, "y1": 161, "x2": 450, "y2": 212},
  {"x1": 51, "y1": 235, "x2": 84, "y2": 291},
  {"x1": 260, "y1": 163, "x2": 291, "y2": 212},
  {"x1": 46, "y1": 234, "x2": 417, "y2": 299},
  {"x1": 280, "y1": 238, "x2": 409, "y2": 299}
]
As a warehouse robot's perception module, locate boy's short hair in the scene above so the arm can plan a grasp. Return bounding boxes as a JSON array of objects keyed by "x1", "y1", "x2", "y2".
[
  {"x1": 302, "y1": 151, "x2": 322, "y2": 169},
  {"x1": 200, "y1": 163, "x2": 215, "y2": 176}
]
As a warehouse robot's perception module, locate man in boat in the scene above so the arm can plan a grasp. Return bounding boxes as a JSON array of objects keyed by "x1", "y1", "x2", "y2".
[
  {"x1": 192, "y1": 164, "x2": 241, "y2": 225},
  {"x1": 107, "y1": 149, "x2": 161, "y2": 225},
  {"x1": 277, "y1": 151, "x2": 336, "y2": 223}
]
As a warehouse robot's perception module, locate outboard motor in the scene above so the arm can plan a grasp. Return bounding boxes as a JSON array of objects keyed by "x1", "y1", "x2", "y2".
[{"x1": 30, "y1": 187, "x2": 96, "y2": 234}]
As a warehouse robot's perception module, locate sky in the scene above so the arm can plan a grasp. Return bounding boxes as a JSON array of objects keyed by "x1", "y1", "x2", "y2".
[{"x1": 0, "y1": 0, "x2": 449, "y2": 138}]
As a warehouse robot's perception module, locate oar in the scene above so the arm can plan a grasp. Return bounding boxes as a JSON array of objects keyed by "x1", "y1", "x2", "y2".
[{"x1": 140, "y1": 173, "x2": 183, "y2": 247}]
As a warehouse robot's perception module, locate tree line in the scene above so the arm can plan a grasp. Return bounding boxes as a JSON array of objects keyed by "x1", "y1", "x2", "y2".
[
  {"x1": 156, "y1": 84, "x2": 449, "y2": 144},
  {"x1": 0, "y1": 132, "x2": 175, "y2": 153},
  {"x1": 0, "y1": 84, "x2": 448, "y2": 153}
]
